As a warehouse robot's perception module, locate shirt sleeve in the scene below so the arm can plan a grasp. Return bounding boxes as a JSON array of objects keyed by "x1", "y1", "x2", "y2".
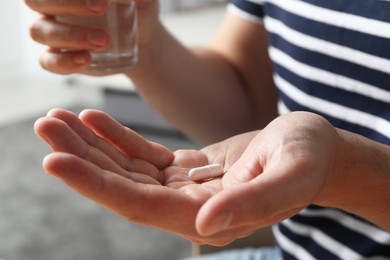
[{"x1": 228, "y1": 0, "x2": 265, "y2": 24}]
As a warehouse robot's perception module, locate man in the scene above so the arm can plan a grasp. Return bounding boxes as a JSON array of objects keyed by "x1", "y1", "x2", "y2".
[{"x1": 27, "y1": 0, "x2": 390, "y2": 258}]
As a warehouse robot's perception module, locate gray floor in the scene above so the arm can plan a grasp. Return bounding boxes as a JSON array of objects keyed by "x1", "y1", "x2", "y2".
[{"x1": 0, "y1": 107, "x2": 199, "y2": 260}]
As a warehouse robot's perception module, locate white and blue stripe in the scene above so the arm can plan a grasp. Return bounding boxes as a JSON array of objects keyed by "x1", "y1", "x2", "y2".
[{"x1": 229, "y1": 0, "x2": 390, "y2": 259}]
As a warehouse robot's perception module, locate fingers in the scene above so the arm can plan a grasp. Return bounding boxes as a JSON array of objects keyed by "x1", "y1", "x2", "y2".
[
  {"x1": 46, "y1": 108, "x2": 162, "y2": 181},
  {"x1": 44, "y1": 152, "x2": 262, "y2": 244},
  {"x1": 79, "y1": 109, "x2": 174, "y2": 169},
  {"x1": 35, "y1": 116, "x2": 125, "y2": 173},
  {"x1": 43, "y1": 152, "x2": 153, "y2": 216},
  {"x1": 185, "y1": 224, "x2": 259, "y2": 246},
  {"x1": 40, "y1": 49, "x2": 91, "y2": 74},
  {"x1": 30, "y1": 17, "x2": 109, "y2": 50},
  {"x1": 35, "y1": 109, "x2": 162, "y2": 184},
  {"x1": 29, "y1": 15, "x2": 110, "y2": 73},
  {"x1": 172, "y1": 149, "x2": 208, "y2": 168},
  {"x1": 43, "y1": 152, "x2": 198, "y2": 234},
  {"x1": 46, "y1": 109, "x2": 123, "y2": 163},
  {"x1": 195, "y1": 180, "x2": 291, "y2": 237},
  {"x1": 195, "y1": 139, "x2": 304, "y2": 236},
  {"x1": 196, "y1": 165, "x2": 309, "y2": 236},
  {"x1": 25, "y1": 0, "x2": 108, "y2": 16}
]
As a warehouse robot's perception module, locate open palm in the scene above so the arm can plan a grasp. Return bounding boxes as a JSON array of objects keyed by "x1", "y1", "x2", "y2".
[
  {"x1": 34, "y1": 108, "x2": 256, "y2": 245},
  {"x1": 35, "y1": 109, "x2": 340, "y2": 246}
]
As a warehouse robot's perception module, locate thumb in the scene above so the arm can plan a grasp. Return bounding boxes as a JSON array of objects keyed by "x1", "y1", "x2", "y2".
[{"x1": 196, "y1": 168, "x2": 307, "y2": 237}]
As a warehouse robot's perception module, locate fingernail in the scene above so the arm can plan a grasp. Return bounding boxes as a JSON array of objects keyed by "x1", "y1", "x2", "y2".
[
  {"x1": 88, "y1": 30, "x2": 107, "y2": 47},
  {"x1": 87, "y1": 0, "x2": 107, "y2": 13},
  {"x1": 204, "y1": 211, "x2": 233, "y2": 236}
]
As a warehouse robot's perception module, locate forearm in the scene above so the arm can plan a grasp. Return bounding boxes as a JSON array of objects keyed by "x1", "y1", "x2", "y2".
[
  {"x1": 319, "y1": 129, "x2": 390, "y2": 231},
  {"x1": 126, "y1": 22, "x2": 253, "y2": 144},
  {"x1": 125, "y1": 13, "x2": 278, "y2": 144}
]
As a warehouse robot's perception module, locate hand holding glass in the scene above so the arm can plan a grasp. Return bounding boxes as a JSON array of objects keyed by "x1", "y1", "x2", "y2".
[{"x1": 57, "y1": 0, "x2": 138, "y2": 72}]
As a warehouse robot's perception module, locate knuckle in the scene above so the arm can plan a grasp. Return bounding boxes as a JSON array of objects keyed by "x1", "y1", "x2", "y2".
[{"x1": 29, "y1": 18, "x2": 60, "y2": 45}]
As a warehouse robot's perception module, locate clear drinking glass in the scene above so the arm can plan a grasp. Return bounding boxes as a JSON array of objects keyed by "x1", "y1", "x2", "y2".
[{"x1": 57, "y1": 0, "x2": 138, "y2": 72}]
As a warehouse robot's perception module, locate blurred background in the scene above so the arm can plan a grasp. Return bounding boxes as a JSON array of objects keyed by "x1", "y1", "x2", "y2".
[{"x1": 0, "y1": 1, "x2": 227, "y2": 259}]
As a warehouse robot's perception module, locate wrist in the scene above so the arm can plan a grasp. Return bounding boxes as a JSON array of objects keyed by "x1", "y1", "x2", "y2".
[
  {"x1": 125, "y1": 20, "x2": 169, "y2": 80},
  {"x1": 316, "y1": 129, "x2": 390, "y2": 230}
]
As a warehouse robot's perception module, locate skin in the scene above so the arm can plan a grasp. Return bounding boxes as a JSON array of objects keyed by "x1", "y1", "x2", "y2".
[
  {"x1": 27, "y1": 0, "x2": 390, "y2": 246},
  {"x1": 34, "y1": 109, "x2": 390, "y2": 246},
  {"x1": 25, "y1": 0, "x2": 278, "y2": 143}
]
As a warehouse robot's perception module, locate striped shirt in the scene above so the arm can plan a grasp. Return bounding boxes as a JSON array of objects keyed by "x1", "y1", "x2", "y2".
[{"x1": 228, "y1": 0, "x2": 390, "y2": 259}]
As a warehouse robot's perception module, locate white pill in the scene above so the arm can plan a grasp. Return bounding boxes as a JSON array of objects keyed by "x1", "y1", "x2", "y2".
[{"x1": 189, "y1": 163, "x2": 224, "y2": 181}]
